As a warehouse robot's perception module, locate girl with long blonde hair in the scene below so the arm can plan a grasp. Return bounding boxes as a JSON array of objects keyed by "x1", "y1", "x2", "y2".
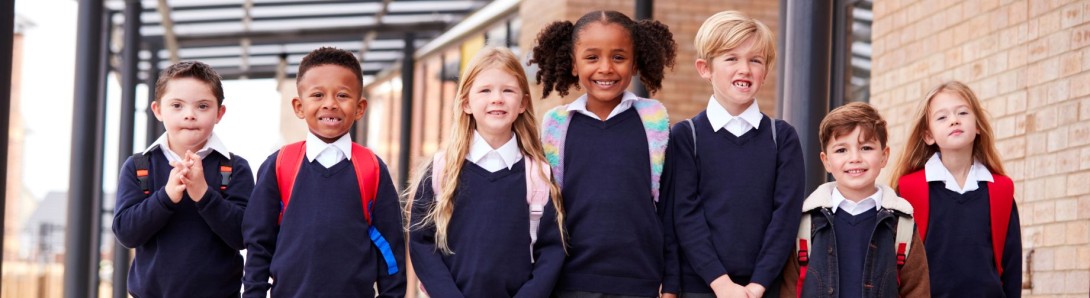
[
  {"x1": 892, "y1": 81, "x2": 1020, "y2": 297},
  {"x1": 405, "y1": 47, "x2": 566, "y2": 297}
]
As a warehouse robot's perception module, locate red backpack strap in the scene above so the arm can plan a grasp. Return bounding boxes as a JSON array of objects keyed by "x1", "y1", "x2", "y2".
[
  {"x1": 795, "y1": 213, "x2": 812, "y2": 298},
  {"x1": 350, "y1": 143, "x2": 398, "y2": 275},
  {"x1": 275, "y1": 141, "x2": 307, "y2": 224},
  {"x1": 898, "y1": 170, "x2": 930, "y2": 242},
  {"x1": 350, "y1": 143, "x2": 380, "y2": 224},
  {"x1": 989, "y1": 175, "x2": 1015, "y2": 276}
]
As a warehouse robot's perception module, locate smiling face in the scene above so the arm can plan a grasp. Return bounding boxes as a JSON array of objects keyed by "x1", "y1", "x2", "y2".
[
  {"x1": 151, "y1": 77, "x2": 226, "y2": 154},
  {"x1": 924, "y1": 91, "x2": 979, "y2": 153},
  {"x1": 821, "y1": 126, "x2": 889, "y2": 201},
  {"x1": 696, "y1": 36, "x2": 767, "y2": 114},
  {"x1": 462, "y1": 67, "x2": 527, "y2": 141},
  {"x1": 293, "y1": 64, "x2": 366, "y2": 143},
  {"x1": 572, "y1": 22, "x2": 635, "y2": 104}
]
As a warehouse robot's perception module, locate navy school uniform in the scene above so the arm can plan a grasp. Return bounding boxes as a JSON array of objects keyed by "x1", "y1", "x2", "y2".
[
  {"x1": 113, "y1": 146, "x2": 254, "y2": 298},
  {"x1": 556, "y1": 109, "x2": 664, "y2": 297},
  {"x1": 925, "y1": 182, "x2": 1021, "y2": 298},
  {"x1": 409, "y1": 160, "x2": 565, "y2": 298},
  {"x1": 241, "y1": 150, "x2": 406, "y2": 298},
  {"x1": 665, "y1": 111, "x2": 805, "y2": 293}
]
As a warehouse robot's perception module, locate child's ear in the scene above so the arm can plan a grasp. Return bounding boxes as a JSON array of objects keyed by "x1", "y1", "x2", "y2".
[
  {"x1": 880, "y1": 146, "x2": 890, "y2": 167},
  {"x1": 291, "y1": 97, "x2": 305, "y2": 119},
  {"x1": 695, "y1": 58, "x2": 712, "y2": 80},
  {"x1": 215, "y1": 104, "x2": 226, "y2": 124},
  {"x1": 461, "y1": 98, "x2": 472, "y2": 114},
  {"x1": 923, "y1": 130, "x2": 935, "y2": 145},
  {"x1": 354, "y1": 96, "x2": 367, "y2": 120},
  {"x1": 819, "y1": 151, "x2": 833, "y2": 174},
  {"x1": 150, "y1": 101, "x2": 164, "y2": 121}
]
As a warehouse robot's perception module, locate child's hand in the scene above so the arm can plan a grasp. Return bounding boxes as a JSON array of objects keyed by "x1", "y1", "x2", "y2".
[
  {"x1": 660, "y1": 294, "x2": 677, "y2": 298},
  {"x1": 165, "y1": 161, "x2": 187, "y2": 203},
  {"x1": 182, "y1": 151, "x2": 208, "y2": 202},
  {"x1": 744, "y1": 283, "x2": 765, "y2": 298},
  {"x1": 710, "y1": 275, "x2": 749, "y2": 298}
]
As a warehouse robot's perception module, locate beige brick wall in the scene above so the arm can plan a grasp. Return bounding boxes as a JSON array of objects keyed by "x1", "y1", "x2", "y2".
[{"x1": 872, "y1": 0, "x2": 1090, "y2": 296}]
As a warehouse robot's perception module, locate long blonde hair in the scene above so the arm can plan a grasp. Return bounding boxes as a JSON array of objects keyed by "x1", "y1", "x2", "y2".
[
  {"x1": 891, "y1": 81, "x2": 1006, "y2": 190},
  {"x1": 404, "y1": 47, "x2": 566, "y2": 255}
]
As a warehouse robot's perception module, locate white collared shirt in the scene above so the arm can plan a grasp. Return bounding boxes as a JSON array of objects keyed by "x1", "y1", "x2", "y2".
[
  {"x1": 831, "y1": 186, "x2": 883, "y2": 216},
  {"x1": 566, "y1": 91, "x2": 639, "y2": 121},
  {"x1": 706, "y1": 96, "x2": 763, "y2": 137},
  {"x1": 143, "y1": 132, "x2": 231, "y2": 163},
  {"x1": 467, "y1": 131, "x2": 523, "y2": 172},
  {"x1": 924, "y1": 153, "x2": 994, "y2": 194},
  {"x1": 306, "y1": 132, "x2": 353, "y2": 168}
]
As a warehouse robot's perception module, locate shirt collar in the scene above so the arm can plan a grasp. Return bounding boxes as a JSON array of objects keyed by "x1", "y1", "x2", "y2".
[
  {"x1": 142, "y1": 132, "x2": 231, "y2": 162},
  {"x1": 566, "y1": 91, "x2": 640, "y2": 121},
  {"x1": 706, "y1": 96, "x2": 762, "y2": 132},
  {"x1": 305, "y1": 132, "x2": 353, "y2": 162},
  {"x1": 830, "y1": 186, "x2": 883, "y2": 214},
  {"x1": 468, "y1": 130, "x2": 523, "y2": 169},
  {"x1": 924, "y1": 153, "x2": 994, "y2": 194}
]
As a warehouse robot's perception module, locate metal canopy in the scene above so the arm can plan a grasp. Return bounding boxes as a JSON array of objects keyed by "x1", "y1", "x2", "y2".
[{"x1": 104, "y1": 0, "x2": 491, "y2": 82}]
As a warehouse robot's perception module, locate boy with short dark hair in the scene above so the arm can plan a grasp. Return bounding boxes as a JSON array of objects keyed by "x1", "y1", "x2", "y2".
[
  {"x1": 114, "y1": 60, "x2": 254, "y2": 297},
  {"x1": 779, "y1": 102, "x2": 930, "y2": 297},
  {"x1": 242, "y1": 47, "x2": 406, "y2": 297}
]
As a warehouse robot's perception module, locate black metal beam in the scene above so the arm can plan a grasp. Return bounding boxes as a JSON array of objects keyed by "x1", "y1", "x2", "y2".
[
  {"x1": 779, "y1": 0, "x2": 834, "y2": 193},
  {"x1": 65, "y1": 0, "x2": 104, "y2": 296},
  {"x1": 90, "y1": 10, "x2": 117, "y2": 297},
  {"x1": 631, "y1": 0, "x2": 652, "y2": 98},
  {"x1": 146, "y1": 47, "x2": 163, "y2": 147},
  {"x1": 114, "y1": 1, "x2": 141, "y2": 296},
  {"x1": 141, "y1": 10, "x2": 475, "y2": 27},
  {"x1": 149, "y1": 22, "x2": 447, "y2": 48},
  {"x1": 0, "y1": 0, "x2": 14, "y2": 286},
  {"x1": 398, "y1": 33, "x2": 415, "y2": 190}
]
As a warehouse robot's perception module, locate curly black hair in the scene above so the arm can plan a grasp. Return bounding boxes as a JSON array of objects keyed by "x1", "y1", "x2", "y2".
[
  {"x1": 529, "y1": 10, "x2": 677, "y2": 98},
  {"x1": 154, "y1": 61, "x2": 225, "y2": 105},
  {"x1": 297, "y1": 47, "x2": 363, "y2": 88}
]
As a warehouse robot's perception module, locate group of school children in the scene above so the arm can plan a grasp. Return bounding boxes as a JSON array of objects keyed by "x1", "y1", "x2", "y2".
[{"x1": 112, "y1": 8, "x2": 1021, "y2": 298}]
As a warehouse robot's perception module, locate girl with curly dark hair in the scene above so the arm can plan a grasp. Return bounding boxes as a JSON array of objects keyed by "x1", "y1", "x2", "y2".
[{"x1": 530, "y1": 10, "x2": 678, "y2": 298}]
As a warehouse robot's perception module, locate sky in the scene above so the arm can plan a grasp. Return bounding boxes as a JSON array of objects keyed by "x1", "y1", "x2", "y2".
[{"x1": 15, "y1": 0, "x2": 283, "y2": 200}]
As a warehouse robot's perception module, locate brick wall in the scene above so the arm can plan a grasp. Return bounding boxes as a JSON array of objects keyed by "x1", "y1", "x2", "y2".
[{"x1": 871, "y1": 0, "x2": 1090, "y2": 296}]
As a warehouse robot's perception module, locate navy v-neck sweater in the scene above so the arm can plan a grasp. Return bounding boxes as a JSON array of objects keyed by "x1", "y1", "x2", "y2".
[
  {"x1": 409, "y1": 160, "x2": 565, "y2": 298},
  {"x1": 113, "y1": 148, "x2": 254, "y2": 298},
  {"x1": 556, "y1": 109, "x2": 664, "y2": 297},
  {"x1": 242, "y1": 152, "x2": 406, "y2": 298}
]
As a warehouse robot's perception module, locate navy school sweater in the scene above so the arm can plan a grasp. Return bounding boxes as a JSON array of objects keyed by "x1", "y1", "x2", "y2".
[
  {"x1": 925, "y1": 182, "x2": 1022, "y2": 298},
  {"x1": 113, "y1": 147, "x2": 254, "y2": 298},
  {"x1": 834, "y1": 208, "x2": 880, "y2": 298},
  {"x1": 557, "y1": 109, "x2": 663, "y2": 297},
  {"x1": 665, "y1": 112, "x2": 805, "y2": 292},
  {"x1": 242, "y1": 151, "x2": 406, "y2": 298},
  {"x1": 409, "y1": 160, "x2": 565, "y2": 298}
]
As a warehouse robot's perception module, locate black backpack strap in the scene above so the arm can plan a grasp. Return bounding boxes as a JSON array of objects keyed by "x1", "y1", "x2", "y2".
[
  {"x1": 132, "y1": 153, "x2": 152, "y2": 197},
  {"x1": 218, "y1": 153, "x2": 234, "y2": 194}
]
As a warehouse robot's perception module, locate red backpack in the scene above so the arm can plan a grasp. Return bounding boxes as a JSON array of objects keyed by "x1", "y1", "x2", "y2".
[
  {"x1": 897, "y1": 170, "x2": 1014, "y2": 276},
  {"x1": 274, "y1": 141, "x2": 399, "y2": 275}
]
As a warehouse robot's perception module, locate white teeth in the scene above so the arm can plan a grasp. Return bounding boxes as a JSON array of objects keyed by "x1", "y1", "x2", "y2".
[
  {"x1": 594, "y1": 80, "x2": 616, "y2": 86},
  {"x1": 733, "y1": 81, "x2": 751, "y2": 88},
  {"x1": 847, "y1": 169, "x2": 865, "y2": 174}
]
